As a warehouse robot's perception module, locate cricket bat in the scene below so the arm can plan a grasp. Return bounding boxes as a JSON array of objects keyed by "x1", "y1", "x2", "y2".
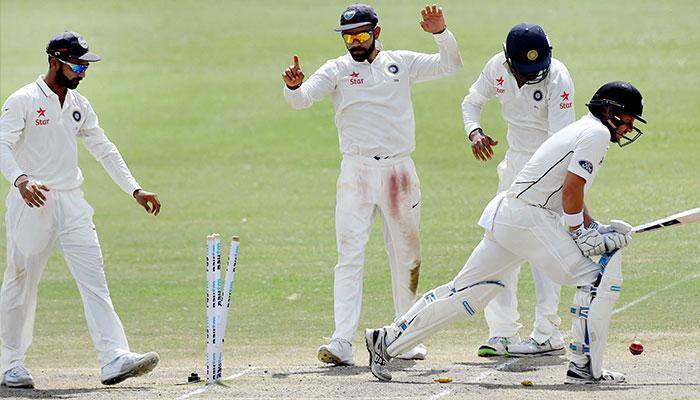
[{"x1": 633, "y1": 208, "x2": 700, "y2": 233}]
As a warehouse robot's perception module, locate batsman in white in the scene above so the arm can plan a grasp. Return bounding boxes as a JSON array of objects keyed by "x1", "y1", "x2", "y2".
[
  {"x1": 461, "y1": 23, "x2": 575, "y2": 357},
  {"x1": 282, "y1": 4, "x2": 462, "y2": 365},
  {"x1": 0, "y1": 32, "x2": 160, "y2": 389},
  {"x1": 366, "y1": 81, "x2": 645, "y2": 384}
]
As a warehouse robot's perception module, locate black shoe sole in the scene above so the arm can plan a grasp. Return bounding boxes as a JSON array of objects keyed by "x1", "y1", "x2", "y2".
[{"x1": 1, "y1": 381, "x2": 35, "y2": 389}]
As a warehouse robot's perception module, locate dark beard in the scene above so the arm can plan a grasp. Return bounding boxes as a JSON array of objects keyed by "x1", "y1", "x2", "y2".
[
  {"x1": 349, "y1": 40, "x2": 376, "y2": 62},
  {"x1": 56, "y1": 68, "x2": 81, "y2": 89}
]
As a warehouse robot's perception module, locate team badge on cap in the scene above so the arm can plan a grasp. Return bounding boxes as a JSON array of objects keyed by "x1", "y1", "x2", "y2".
[
  {"x1": 527, "y1": 50, "x2": 538, "y2": 61},
  {"x1": 343, "y1": 10, "x2": 356, "y2": 20}
]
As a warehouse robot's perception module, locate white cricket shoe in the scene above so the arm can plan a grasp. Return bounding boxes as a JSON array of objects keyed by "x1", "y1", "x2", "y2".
[
  {"x1": 317, "y1": 338, "x2": 354, "y2": 366},
  {"x1": 365, "y1": 328, "x2": 392, "y2": 381},
  {"x1": 1, "y1": 366, "x2": 35, "y2": 389},
  {"x1": 477, "y1": 335, "x2": 520, "y2": 357},
  {"x1": 395, "y1": 343, "x2": 427, "y2": 360},
  {"x1": 507, "y1": 337, "x2": 566, "y2": 357},
  {"x1": 564, "y1": 361, "x2": 626, "y2": 384},
  {"x1": 101, "y1": 351, "x2": 159, "y2": 385}
]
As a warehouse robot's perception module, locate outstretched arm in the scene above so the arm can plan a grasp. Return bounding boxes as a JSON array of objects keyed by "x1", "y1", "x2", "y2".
[
  {"x1": 282, "y1": 56, "x2": 337, "y2": 109},
  {"x1": 79, "y1": 100, "x2": 160, "y2": 215},
  {"x1": 402, "y1": 5, "x2": 463, "y2": 83}
]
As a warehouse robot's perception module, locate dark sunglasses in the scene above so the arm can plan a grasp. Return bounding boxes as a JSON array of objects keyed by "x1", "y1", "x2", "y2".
[{"x1": 54, "y1": 57, "x2": 89, "y2": 73}]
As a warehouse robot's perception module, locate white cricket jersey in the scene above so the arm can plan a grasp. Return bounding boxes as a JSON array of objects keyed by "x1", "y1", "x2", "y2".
[
  {"x1": 462, "y1": 52, "x2": 575, "y2": 153},
  {"x1": 284, "y1": 30, "x2": 462, "y2": 159},
  {"x1": 506, "y1": 113, "x2": 610, "y2": 214},
  {"x1": 0, "y1": 76, "x2": 140, "y2": 194}
]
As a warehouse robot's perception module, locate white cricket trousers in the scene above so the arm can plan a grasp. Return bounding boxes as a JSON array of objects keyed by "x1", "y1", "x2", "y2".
[
  {"x1": 332, "y1": 155, "x2": 421, "y2": 341},
  {"x1": 1, "y1": 188, "x2": 129, "y2": 373},
  {"x1": 484, "y1": 149, "x2": 563, "y2": 343}
]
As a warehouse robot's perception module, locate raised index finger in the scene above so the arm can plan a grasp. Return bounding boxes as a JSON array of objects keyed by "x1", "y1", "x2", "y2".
[{"x1": 293, "y1": 55, "x2": 300, "y2": 68}]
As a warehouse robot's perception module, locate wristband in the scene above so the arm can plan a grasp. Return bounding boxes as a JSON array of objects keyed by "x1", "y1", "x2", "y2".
[
  {"x1": 563, "y1": 210, "x2": 584, "y2": 228},
  {"x1": 468, "y1": 128, "x2": 482, "y2": 141},
  {"x1": 14, "y1": 174, "x2": 28, "y2": 187}
]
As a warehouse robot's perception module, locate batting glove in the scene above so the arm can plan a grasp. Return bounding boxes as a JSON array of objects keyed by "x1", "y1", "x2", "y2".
[
  {"x1": 570, "y1": 226, "x2": 607, "y2": 256},
  {"x1": 590, "y1": 219, "x2": 633, "y2": 235},
  {"x1": 601, "y1": 231, "x2": 632, "y2": 252}
]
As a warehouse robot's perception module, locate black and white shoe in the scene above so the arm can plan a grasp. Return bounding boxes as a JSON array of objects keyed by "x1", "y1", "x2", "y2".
[
  {"x1": 565, "y1": 361, "x2": 626, "y2": 384},
  {"x1": 365, "y1": 328, "x2": 392, "y2": 381}
]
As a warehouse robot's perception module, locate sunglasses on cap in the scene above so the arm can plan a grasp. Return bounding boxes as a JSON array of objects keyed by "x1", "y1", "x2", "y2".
[
  {"x1": 342, "y1": 30, "x2": 372, "y2": 44},
  {"x1": 54, "y1": 57, "x2": 89, "y2": 73}
]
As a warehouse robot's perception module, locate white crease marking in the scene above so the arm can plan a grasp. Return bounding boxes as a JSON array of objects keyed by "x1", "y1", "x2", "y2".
[
  {"x1": 613, "y1": 272, "x2": 700, "y2": 314},
  {"x1": 175, "y1": 366, "x2": 257, "y2": 399},
  {"x1": 427, "y1": 357, "x2": 518, "y2": 400},
  {"x1": 429, "y1": 388, "x2": 454, "y2": 400}
]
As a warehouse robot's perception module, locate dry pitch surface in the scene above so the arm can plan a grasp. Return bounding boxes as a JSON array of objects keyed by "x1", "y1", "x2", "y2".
[{"x1": 1, "y1": 342, "x2": 698, "y2": 400}]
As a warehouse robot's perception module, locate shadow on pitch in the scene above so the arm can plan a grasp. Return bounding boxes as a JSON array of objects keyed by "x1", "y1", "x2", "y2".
[
  {"x1": 463, "y1": 381, "x2": 700, "y2": 392},
  {"x1": 456, "y1": 355, "x2": 568, "y2": 372},
  {"x1": 0, "y1": 386, "x2": 152, "y2": 399},
  {"x1": 271, "y1": 359, "x2": 424, "y2": 379}
]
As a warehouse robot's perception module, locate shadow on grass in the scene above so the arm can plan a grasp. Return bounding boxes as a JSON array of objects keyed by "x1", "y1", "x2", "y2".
[{"x1": 0, "y1": 386, "x2": 152, "y2": 399}]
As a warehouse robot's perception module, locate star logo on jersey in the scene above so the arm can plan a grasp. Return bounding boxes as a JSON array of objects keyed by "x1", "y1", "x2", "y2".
[
  {"x1": 349, "y1": 71, "x2": 364, "y2": 85},
  {"x1": 559, "y1": 91, "x2": 573, "y2": 109},
  {"x1": 495, "y1": 76, "x2": 505, "y2": 94},
  {"x1": 35, "y1": 107, "x2": 49, "y2": 126}
]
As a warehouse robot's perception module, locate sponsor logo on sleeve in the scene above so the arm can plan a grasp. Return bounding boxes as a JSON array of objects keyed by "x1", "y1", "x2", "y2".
[
  {"x1": 578, "y1": 160, "x2": 593, "y2": 174},
  {"x1": 35, "y1": 107, "x2": 49, "y2": 126},
  {"x1": 560, "y1": 91, "x2": 572, "y2": 109}
]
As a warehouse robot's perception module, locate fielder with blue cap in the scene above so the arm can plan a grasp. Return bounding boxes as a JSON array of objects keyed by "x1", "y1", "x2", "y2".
[{"x1": 461, "y1": 23, "x2": 577, "y2": 359}]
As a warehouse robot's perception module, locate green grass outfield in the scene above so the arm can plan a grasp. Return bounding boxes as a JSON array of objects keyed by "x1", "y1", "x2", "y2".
[{"x1": 1, "y1": 0, "x2": 698, "y2": 373}]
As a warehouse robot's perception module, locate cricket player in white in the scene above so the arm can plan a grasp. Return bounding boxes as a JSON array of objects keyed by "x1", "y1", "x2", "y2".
[
  {"x1": 282, "y1": 4, "x2": 462, "y2": 365},
  {"x1": 461, "y1": 23, "x2": 575, "y2": 357},
  {"x1": 0, "y1": 32, "x2": 160, "y2": 388},
  {"x1": 366, "y1": 81, "x2": 646, "y2": 384}
]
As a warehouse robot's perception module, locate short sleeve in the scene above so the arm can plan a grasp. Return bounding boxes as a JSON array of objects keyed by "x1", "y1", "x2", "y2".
[{"x1": 567, "y1": 129, "x2": 609, "y2": 181}]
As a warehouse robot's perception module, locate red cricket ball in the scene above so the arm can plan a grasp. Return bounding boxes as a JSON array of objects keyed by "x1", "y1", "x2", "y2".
[{"x1": 629, "y1": 340, "x2": 644, "y2": 355}]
